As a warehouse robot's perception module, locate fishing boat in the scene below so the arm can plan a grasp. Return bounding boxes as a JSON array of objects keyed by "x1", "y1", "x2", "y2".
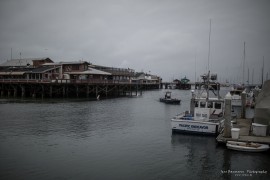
[
  {"x1": 171, "y1": 72, "x2": 225, "y2": 135},
  {"x1": 171, "y1": 20, "x2": 225, "y2": 135},
  {"x1": 226, "y1": 141, "x2": 269, "y2": 152},
  {"x1": 229, "y1": 87, "x2": 244, "y2": 107},
  {"x1": 160, "y1": 91, "x2": 181, "y2": 104}
]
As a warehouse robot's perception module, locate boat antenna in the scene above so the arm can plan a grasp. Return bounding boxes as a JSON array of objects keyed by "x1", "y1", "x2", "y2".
[{"x1": 207, "y1": 19, "x2": 211, "y2": 72}]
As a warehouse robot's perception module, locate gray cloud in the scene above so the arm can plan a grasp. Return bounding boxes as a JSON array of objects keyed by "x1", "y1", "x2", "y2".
[{"x1": 0, "y1": 0, "x2": 269, "y2": 83}]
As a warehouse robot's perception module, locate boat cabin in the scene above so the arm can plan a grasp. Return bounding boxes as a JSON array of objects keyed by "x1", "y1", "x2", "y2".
[
  {"x1": 164, "y1": 91, "x2": 172, "y2": 99},
  {"x1": 194, "y1": 99, "x2": 224, "y2": 121},
  {"x1": 230, "y1": 90, "x2": 242, "y2": 96}
]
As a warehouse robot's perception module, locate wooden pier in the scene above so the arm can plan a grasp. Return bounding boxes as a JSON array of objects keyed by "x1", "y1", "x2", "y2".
[
  {"x1": 216, "y1": 118, "x2": 270, "y2": 144},
  {"x1": 0, "y1": 79, "x2": 160, "y2": 99}
]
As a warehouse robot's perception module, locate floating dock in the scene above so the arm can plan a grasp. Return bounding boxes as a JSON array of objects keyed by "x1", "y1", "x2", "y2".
[{"x1": 216, "y1": 118, "x2": 270, "y2": 144}]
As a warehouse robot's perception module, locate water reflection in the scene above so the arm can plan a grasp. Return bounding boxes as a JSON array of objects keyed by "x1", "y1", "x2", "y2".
[
  {"x1": 171, "y1": 132, "x2": 270, "y2": 180},
  {"x1": 171, "y1": 133, "x2": 226, "y2": 179}
]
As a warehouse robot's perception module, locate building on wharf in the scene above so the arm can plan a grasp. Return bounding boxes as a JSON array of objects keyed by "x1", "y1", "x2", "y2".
[{"x1": 0, "y1": 58, "x2": 161, "y2": 98}]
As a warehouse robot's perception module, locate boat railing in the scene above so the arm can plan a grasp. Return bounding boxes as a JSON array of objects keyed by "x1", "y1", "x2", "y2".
[
  {"x1": 173, "y1": 111, "x2": 193, "y2": 120},
  {"x1": 208, "y1": 117, "x2": 224, "y2": 123}
]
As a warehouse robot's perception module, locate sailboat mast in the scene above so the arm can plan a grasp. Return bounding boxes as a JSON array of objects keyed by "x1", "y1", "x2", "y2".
[
  {"x1": 10, "y1": 48, "x2": 12, "y2": 60},
  {"x1": 248, "y1": 68, "x2": 249, "y2": 85},
  {"x1": 207, "y1": 19, "x2": 211, "y2": 72},
  {"x1": 206, "y1": 19, "x2": 211, "y2": 100},
  {"x1": 242, "y1": 42, "x2": 246, "y2": 85},
  {"x1": 252, "y1": 68, "x2": 254, "y2": 85},
  {"x1": 262, "y1": 56, "x2": 264, "y2": 85},
  {"x1": 194, "y1": 51, "x2": 197, "y2": 83}
]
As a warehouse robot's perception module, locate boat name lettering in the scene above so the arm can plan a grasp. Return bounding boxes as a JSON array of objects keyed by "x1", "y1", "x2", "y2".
[
  {"x1": 191, "y1": 125, "x2": 208, "y2": 129},
  {"x1": 179, "y1": 124, "x2": 208, "y2": 129},
  {"x1": 179, "y1": 124, "x2": 190, "y2": 128}
]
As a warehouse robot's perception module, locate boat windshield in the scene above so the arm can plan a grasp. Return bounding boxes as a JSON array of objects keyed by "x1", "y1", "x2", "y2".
[
  {"x1": 230, "y1": 90, "x2": 242, "y2": 96},
  {"x1": 215, "y1": 102, "x2": 222, "y2": 109}
]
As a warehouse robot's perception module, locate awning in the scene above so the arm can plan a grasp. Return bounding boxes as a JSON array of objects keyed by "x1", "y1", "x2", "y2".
[{"x1": 11, "y1": 72, "x2": 25, "y2": 75}]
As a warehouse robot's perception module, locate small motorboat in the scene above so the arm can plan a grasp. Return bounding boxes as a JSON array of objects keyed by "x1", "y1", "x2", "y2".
[
  {"x1": 226, "y1": 141, "x2": 269, "y2": 152},
  {"x1": 160, "y1": 91, "x2": 181, "y2": 104}
]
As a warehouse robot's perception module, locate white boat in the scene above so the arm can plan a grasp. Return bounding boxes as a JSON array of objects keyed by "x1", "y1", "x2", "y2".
[
  {"x1": 230, "y1": 88, "x2": 243, "y2": 107},
  {"x1": 171, "y1": 72, "x2": 225, "y2": 136},
  {"x1": 226, "y1": 141, "x2": 270, "y2": 152}
]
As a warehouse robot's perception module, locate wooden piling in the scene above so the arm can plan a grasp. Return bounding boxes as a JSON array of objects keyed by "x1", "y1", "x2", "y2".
[
  {"x1": 241, "y1": 92, "x2": 246, "y2": 118},
  {"x1": 13, "y1": 87, "x2": 17, "y2": 97},
  {"x1": 21, "y1": 86, "x2": 25, "y2": 98},
  {"x1": 224, "y1": 93, "x2": 232, "y2": 138}
]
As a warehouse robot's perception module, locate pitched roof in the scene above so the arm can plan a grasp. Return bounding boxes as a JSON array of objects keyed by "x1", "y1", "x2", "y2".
[
  {"x1": 30, "y1": 66, "x2": 60, "y2": 73},
  {"x1": 0, "y1": 57, "x2": 51, "y2": 67},
  {"x1": 43, "y1": 61, "x2": 90, "y2": 66},
  {"x1": 0, "y1": 71, "x2": 26, "y2": 75},
  {"x1": 67, "y1": 67, "x2": 111, "y2": 75}
]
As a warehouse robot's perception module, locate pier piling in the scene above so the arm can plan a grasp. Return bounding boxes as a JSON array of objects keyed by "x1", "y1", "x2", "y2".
[
  {"x1": 241, "y1": 92, "x2": 247, "y2": 118},
  {"x1": 224, "y1": 93, "x2": 232, "y2": 138}
]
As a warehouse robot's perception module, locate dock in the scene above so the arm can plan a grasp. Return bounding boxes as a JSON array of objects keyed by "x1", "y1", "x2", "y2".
[{"x1": 216, "y1": 118, "x2": 270, "y2": 144}]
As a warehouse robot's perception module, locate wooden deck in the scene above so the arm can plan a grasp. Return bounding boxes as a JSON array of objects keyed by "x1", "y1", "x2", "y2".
[{"x1": 216, "y1": 118, "x2": 270, "y2": 144}]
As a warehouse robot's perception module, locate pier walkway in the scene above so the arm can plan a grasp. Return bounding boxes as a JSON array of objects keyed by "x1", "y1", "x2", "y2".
[{"x1": 217, "y1": 118, "x2": 270, "y2": 144}]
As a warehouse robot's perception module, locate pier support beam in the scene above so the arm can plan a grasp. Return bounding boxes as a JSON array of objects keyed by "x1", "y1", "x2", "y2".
[
  {"x1": 66, "y1": 86, "x2": 69, "y2": 97},
  {"x1": 241, "y1": 92, "x2": 247, "y2": 119},
  {"x1": 63, "y1": 86, "x2": 66, "y2": 98},
  {"x1": 13, "y1": 87, "x2": 17, "y2": 97},
  {"x1": 50, "y1": 86, "x2": 53, "y2": 98},
  {"x1": 41, "y1": 85, "x2": 44, "y2": 99},
  {"x1": 21, "y1": 86, "x2": 25, "y2": 98},
  {"x1": 224, "y1": 93, "x2": 232, "y2": 138},
  {"x1": 86, "y1": 85, "x2": 89, "y2": 98},
  {"x1": 76, "y1": 86, "x2": 79, "y2": 97}
]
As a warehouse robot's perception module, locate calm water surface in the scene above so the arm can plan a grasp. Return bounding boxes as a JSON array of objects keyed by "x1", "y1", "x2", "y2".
[{"x1": 0, "y1": 89, "x2": 269, "y2": 180}]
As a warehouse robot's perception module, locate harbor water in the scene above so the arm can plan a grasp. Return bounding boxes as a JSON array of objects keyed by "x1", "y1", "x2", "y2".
[{"x1": 0, "y1": 88, "x2": 269, "y2": 180}]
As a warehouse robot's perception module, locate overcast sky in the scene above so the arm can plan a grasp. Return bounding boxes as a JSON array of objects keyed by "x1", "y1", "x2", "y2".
[{"x1": 0, "y1": 0, "x2": 269, "y2": 83}]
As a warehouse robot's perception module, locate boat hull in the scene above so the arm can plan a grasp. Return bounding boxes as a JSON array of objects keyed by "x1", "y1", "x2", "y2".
[
  {"x1": 226, "y1": 141, "x2": 270, "y2": 152},
  {"x1": 160, "y1": 98, "x2": 181, "y2": 104},
  {"x1": 171, "y1": 119, "x2": 221, "y2": 135}
]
